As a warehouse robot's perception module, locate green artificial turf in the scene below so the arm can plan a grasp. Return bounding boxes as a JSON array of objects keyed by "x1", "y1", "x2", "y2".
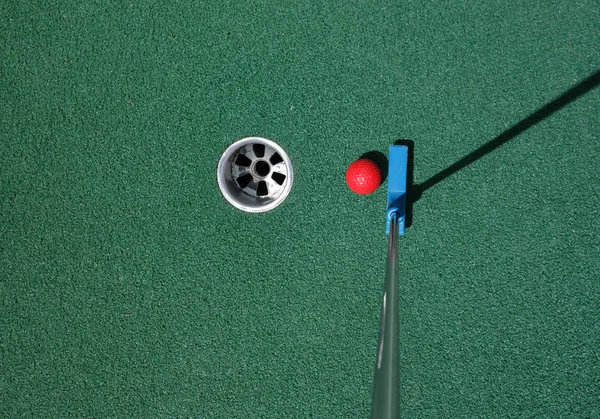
[{"x1": 1, "y1": 0, "x2": 599, "y2": 417}]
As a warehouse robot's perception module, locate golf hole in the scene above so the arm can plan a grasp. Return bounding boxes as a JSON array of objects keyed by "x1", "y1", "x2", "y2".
[{"x1": 217, "y1": 137, "x2": 294, "y2": 213}]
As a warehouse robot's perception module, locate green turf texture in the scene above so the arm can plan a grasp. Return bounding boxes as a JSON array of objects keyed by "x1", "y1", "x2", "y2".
[{"x1": 1, "y1": 1, "x2": 599, "y2": 417}]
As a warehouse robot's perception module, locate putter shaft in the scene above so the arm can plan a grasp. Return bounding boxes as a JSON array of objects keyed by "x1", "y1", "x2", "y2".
[{"x1": 370, "y1": 211, "x2": 400, "y2": 419}]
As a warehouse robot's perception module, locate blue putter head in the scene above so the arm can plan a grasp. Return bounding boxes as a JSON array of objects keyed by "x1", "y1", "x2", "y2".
[{"x1": 386, "y1": 145, "x2": 408, "y2": 236}]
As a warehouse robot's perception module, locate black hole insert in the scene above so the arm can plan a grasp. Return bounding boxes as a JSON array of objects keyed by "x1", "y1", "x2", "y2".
[
  {"x1": 235, "y1": 154, "x2": 252, "y2": 167},
  {"x1": 253, "y1": 144, "x2": 265, "y2": 158},
  {"x1": 236, "y1": 173, "x2": 253, "y2": 189},
  {"x1": 254, "y1": 160, "x2": 270, "y2": 177},
  {"x1": 257, "y1": 181, "x2": 268, "y2": 196},
  {"x1": 269, "y1": 152, "x2": 283, "y2": 165},
  {"x1": 271, "y1": 172, "x2": 286, "y2": 185}
]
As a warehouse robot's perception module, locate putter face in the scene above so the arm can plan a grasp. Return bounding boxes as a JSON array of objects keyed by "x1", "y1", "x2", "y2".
[{"x1": 386, "y1": 146, "x2": 408, "y2": 235}]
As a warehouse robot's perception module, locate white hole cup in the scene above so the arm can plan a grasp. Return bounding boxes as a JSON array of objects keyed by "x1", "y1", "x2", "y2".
[{"x1": 217, "y1": 137, "x2": 294, "y2": 213}]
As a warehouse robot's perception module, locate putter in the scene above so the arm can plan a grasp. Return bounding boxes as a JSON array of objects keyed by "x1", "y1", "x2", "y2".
[{"x1": 370, "y1": 145, "x2": 408, "y2": 419}]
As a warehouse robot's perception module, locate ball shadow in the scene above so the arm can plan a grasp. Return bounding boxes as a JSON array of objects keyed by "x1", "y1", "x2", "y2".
[{"x1": 360, "y1": 151, "x2": 389, "y2": 184}]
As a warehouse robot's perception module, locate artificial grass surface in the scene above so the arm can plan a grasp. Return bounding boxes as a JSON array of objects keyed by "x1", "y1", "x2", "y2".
[{"x1": 1, "y1": 0, "x2": 599, "y2": 417}]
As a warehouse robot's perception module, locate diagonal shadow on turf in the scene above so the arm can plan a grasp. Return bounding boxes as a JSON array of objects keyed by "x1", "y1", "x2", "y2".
[{"x1": 408, "y1": 69, "x2": 600, "y2": 214}]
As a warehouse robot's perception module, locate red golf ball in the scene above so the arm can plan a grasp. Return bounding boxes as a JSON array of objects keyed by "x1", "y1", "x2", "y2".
[{"x1": 345, "y1": 159, "x2": 382, "y2": 195}]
